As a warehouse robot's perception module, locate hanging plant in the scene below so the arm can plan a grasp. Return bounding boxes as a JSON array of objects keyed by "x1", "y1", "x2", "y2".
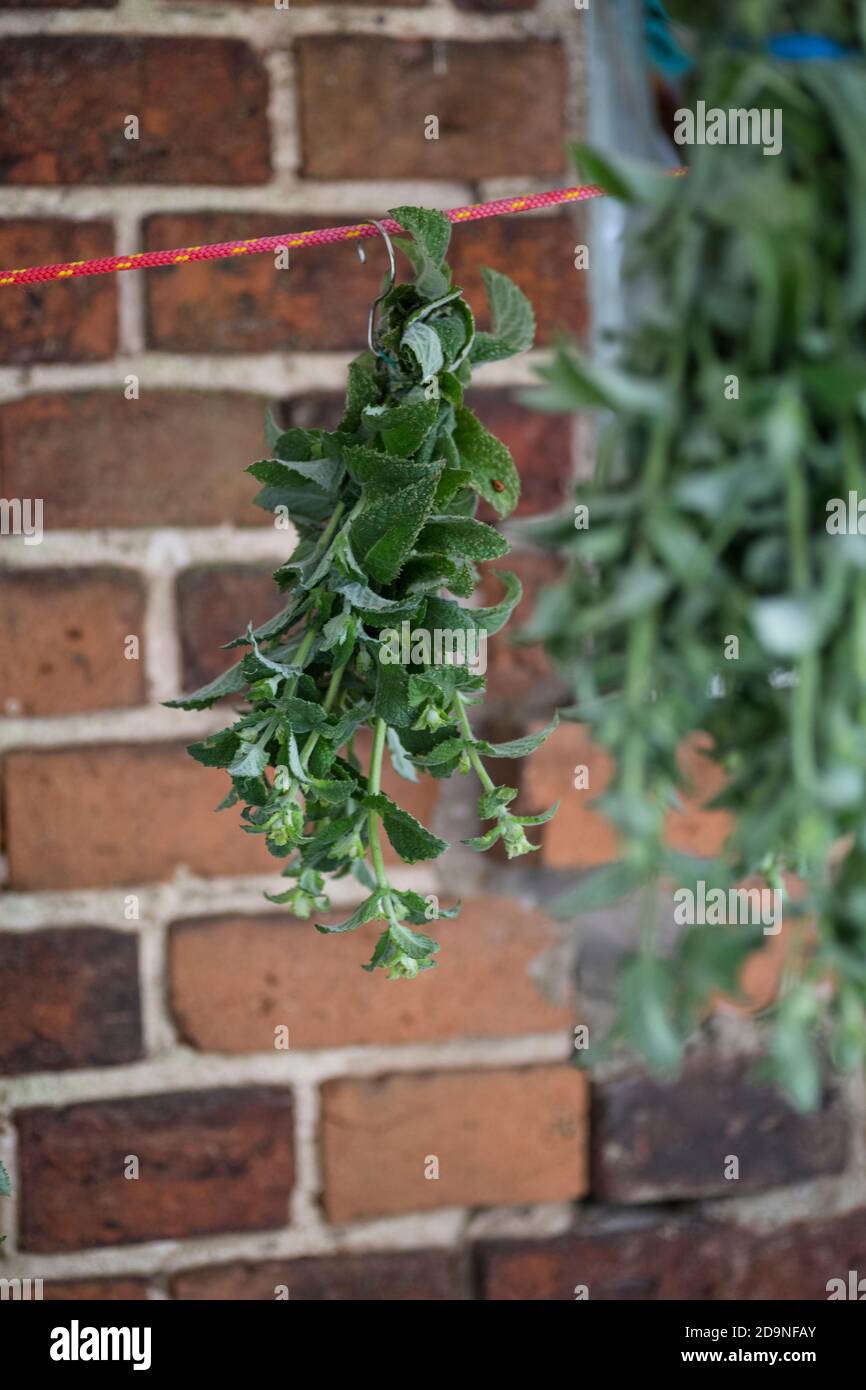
[
  {"x1": 170, "y1": 206, "x2": 557, "y2": 979},
  {"x1": 523, "y1": 2, "x2": 866, "y2": 1107}
]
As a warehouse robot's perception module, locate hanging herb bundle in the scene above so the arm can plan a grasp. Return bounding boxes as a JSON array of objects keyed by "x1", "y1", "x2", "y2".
[
  {"x1": 524, "y1": 1, "x2": 866, "y2": 1107},
  {"x1": 170, "y1": 206, "x2": 557, "y2": 979}
]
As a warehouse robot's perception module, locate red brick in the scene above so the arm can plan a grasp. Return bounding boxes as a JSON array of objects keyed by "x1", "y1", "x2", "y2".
[
  {"x1": 479, "y1": 552, "x2": 567, "y2": 712},
  {"x1": 0, "y1": 570, "x2": 146, "y2": 717},
  {"x1": 44, "y1": 1279, "x2": 149, "y2": 1301},
  {"x1": 3, "y1": 742, "x2": 268, "y2": 890},
  {"x1": 298, "y1": 38, "x2": 566, "y2": 181},
  {"x1": 322, "y1": 1066, "x2": 587, "y2": 1222},
  {"x1": 480, "y1": 1212, "x2": 737, "y2": 1300},
  {"x1": 172, "y1": 1250, "x2": 457, "y2": 1301},
  {"x1": 3, "y1": 738, "x2": 441, "y2": 889},
  {"x1": 450, "y1": 215, "x2": 588, "y2": 348},
  {"x1": 521, "y1": 722, "x2": 619, "y2": 869},
  {"x1": 169, "y1": 897, "x2": 573, "y2": 1052},
  {"x1": 144, "y1": 212, "x2": 394, "y2": 354},
  {"x1": 143, "y1": 208, "x2": 585, "y2": 353},
  {"x1": 522, "y1": 726, "x2": 733, "y2": 870},
  {"x1": 665, "y1": 732, "x2": 733, "y2": 856},
  {"x1": 591, "y1": 1055, "x2": 848, "y2": 1203},
  {"x1": 0, "y1": 221, "x2": 116, "y2": 365},
  {"x1": 177, "y1": 566, "x2": 277, "y2": 691},
  {"x1": 0, "y1": 39, "x2": 269, "y2": 184},
  {"x1": 17, "y1": 1087, "x2": 294, "y2": 1252},
  {"x1": 0, "y1": 928, "x2": 142, "y2": 1074},
  {"x1": 479, "y1": 1208, "x2": 866, "y2": 1300},
  {"x1": 0, "y1": 391, "x2": 270, "y2": 529}
]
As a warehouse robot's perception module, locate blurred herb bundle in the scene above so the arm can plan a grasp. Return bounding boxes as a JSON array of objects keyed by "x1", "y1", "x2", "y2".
[
  {"x1": 525, "y1": 0, "x2": 866, "y2": 1107},
  {"x1": 171, "y1": 207, "x2": 556, "y2": 980}
]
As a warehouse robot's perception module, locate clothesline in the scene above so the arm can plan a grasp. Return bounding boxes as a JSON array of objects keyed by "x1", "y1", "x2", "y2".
[{"x1": 0, "y1": 179, "x2": 684, "y2": 289}]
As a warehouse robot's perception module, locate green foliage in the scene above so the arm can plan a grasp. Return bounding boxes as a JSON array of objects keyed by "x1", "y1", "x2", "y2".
[
  {"x1": 170, "y1": 208, "x2": 552, "y2": 976},
  {"x1": 525, "y1": 5, "x2": 866, "y2": 1106}
]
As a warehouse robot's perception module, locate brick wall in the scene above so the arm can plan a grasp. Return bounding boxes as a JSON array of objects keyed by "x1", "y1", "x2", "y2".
[{"x1": 1, "y1": 0, "x2": 866, "y2": 1302}]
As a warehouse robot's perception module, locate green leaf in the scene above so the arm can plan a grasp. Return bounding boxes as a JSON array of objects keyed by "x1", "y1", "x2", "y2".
[
  {"x1": 187, "y1": 728, "x2": 241, "y2": 768},
  {"x1": 618, "y1": 955, "x2": 683, "y2": 1074},
  {"x1": 475, "y1": 717, "x2": 559, "y2": 759},
  {"x1": 165, "y1": 662, "x2": 246, "y2": 710},
  {"x1": 227, "y1": 736, "x2": 271, "y2": 779},
  {"x1": 315, "y1": 891, "x2": 387, "y2": 935},
  {"x1": 352, "y1": 472, "x2": 441, "y2": 585},
  {"x1": 525, "y1": 347, "x2": 671, "y2": 417},
  {"x1": 391, "y1": 206, "x2": 451, "y2": 298},
  {"x1": 362, "y1": 397, "x2": 439, "y2": 456},
  {"x1": 388, "y1": 920, "x2": 440, "y2": 960},
  {"x1": 363, "y1": 792, "x2": 449, "y2": 863},
  {"x1": 402, "y1": 320, "x2": 445, "y2": 382},
  {"x1": 571, "y1": 141, "x2": 675, "y2": 206},
  {"x1": 470, "y1": 267, "x2": 535, "y2": 365},
  {"x1": 340, "y1": 351, "x2": 381, "y2": 430},
  {"x1": 471, "y1": 569, "x2": 522, "y2": 635},
  {"x1": 418, "y1": 515, "x2": 509, "y2": 562},
  {"x1": 452, "y1": 407, "x2": 520, "y2": 517}
]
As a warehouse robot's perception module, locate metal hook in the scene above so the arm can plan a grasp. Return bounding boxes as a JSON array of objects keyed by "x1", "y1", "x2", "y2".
[{"x1": 358, "y1": 219, "x2": 397, "y2": 365}]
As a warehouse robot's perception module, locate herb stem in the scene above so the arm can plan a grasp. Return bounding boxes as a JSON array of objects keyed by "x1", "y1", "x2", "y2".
[
  {"x1": 367, "y1": 716, "x2": 390, "y2": 891},
  {"x1": 454, "y1": 693, "x2": 496, "y2": 793}
]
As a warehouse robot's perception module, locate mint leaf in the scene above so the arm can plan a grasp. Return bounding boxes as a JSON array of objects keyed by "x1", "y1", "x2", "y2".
[
  {"x1": 470, "y1": 267, "x2": 535, "y2": 367},
  {"x1": 363, "y1": 792, "x2": 449, "y2": 863},
  {"x1": 453, "y1": 407, "x2": 520, "y2": 518}
]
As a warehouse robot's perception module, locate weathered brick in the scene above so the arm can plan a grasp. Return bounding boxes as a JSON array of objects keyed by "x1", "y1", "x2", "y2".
[
  {"x1": 470, "y1": 390, "x2": 573, "y2": 520},
  {"x1": 44, "y1": 1279, "x2": 149, "y2": 1301},
  {"x1": 172, "y1": 1249, "x2": 457, "y2": 1301},
  {"x1": 322, "y1": 1065, "x2": 587, "y2": 1222},
  {"x1": 0, "y1": 570, "x2": 147, "y2": 717},
  {"x1": 17, "y1": 1087, "x2": 294, "y2": 1251},
  {"x1": 3, "y1": 742, "x2": 267, "y2": 890},
  {"x1": 479, "y1": 1212, "x2": 739, "y2": 1300},
  {"x1": 297, "y1": 38, "x2": 566, "y2": 181},
  {"x1": 144, "y1": 212, "x2": 384, "y2": 353},
  {"x1": 522, "y1": 726, "x2": 733, "y2": 870},
  {"x1": 0, "y1": 39, "x2": 269, "y2": 184},
  {"x1": 169, "y1": 897, "x2": 573, "y2": 1052},
  {"x1": 0, "y1": 928, "x2": 142, "y2": 1074},
  {"x1": 478, "y1": 552, "x2": 567, "y2": 712},
  {"x1": 591, "y1": 1055, "x2": 848, "y2": 1203},
  {"x1": 479, "y1": 1208, "x2": 866, "y2": 1300},
  {"x1": 177, "y1": 566, "x2": 277, "y2": 692},
  {"x1": 449, "y1": 215, "x2": 588, "y2": 347},
  {"x1": 0, "y1": 391, "x2": 270, "y2": 529},
  {"x1": 0, "y1": 221, "x2": 116, "y2": 365}
]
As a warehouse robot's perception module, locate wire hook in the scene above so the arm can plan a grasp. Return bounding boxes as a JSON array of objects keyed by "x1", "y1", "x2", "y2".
[{"x1": 356, "y1": 219, "x2": 397, "y2": 364}]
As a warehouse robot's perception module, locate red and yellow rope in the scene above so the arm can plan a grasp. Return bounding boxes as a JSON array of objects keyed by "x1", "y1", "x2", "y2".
[{"x1": 0, "y1": 184, "x2": 611, "y2": 289}]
